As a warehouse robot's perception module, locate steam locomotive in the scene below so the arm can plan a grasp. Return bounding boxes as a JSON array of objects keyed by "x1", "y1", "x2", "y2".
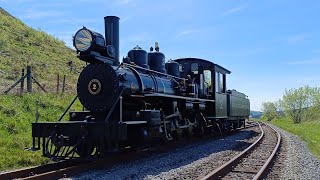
[{"x1": 31, "y1": 16, "x2": 250, "y2": 159}]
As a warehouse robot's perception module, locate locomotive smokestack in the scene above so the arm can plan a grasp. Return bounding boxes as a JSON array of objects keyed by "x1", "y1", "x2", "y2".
[{"x1": 104, "y1": 16, "x2": 120, "y2": 65}]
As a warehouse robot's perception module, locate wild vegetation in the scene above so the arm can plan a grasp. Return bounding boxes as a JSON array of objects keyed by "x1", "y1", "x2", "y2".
[
  {"x1": 271, "y1": 118, "x2": 320, "y2": 158},
  {"x1": 0, "y1": 8, "x2": 86, "y2": 170},
  {"x1": 0, "y1": 7, "x2": 84, "y2": 93},
  {"x1": 0, "y1": 93, "x2": 82, "y2": 170},
  {"x1": 261, "y1": 86, "x2": 320, "y2": 123},
  {"x1": 261, "y1": 102, "x2": 277, "y2": 121},
  {"x1": 261, "y1": 85, "x2": 320, "y2": 158}
]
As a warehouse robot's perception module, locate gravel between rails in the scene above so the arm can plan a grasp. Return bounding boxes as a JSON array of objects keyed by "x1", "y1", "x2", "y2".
[
  {"x1": 222, "y1": 124, "x2": 278, "y2": 180},
  {"x1": 267, "y1": 124, "x2": 320, "y2": 180},
  {"x1": 67, "y1": 127, "x2": 260, "y2": 180}
]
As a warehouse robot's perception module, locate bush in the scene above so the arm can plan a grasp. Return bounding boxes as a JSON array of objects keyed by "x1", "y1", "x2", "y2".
[
  {"x1": 281, "y1": 86, "x2": 320, "y2": 123},
  {"x1": 261, "y1": 102, "x2": 277, "y2": 121}
]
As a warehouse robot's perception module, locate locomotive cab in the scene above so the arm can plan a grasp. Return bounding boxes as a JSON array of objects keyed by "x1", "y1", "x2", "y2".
[
  {"x1": 174, "y1": 58, "x2": 230, "y2": 119},
  {"x1": 213, "y1": 64, "x2": 230, "y2": 119}
]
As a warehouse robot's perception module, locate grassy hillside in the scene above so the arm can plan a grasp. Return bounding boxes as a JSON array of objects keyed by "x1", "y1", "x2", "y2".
[
  {"x1": 271, "y1": 118, "x2": 320, "y2": 159},
  {"x1": 0, "y1": 7, "x2": 87, "y2": 171},
  {"x1": 0, "y1": 93, "x2": 83, "y2": 170},
  {"x1": 0, "y1": 7, "x2": 84, "y2": 93}
]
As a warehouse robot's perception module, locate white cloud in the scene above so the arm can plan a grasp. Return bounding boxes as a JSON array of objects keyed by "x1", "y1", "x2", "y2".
[
  {"x1": 235, "y1": 47, "x2": 267, "y2": 56},
  {"x1": 46, "y1": 18, "x2": 98, "y2": 26},
  {"x1": 115, "y1": 0, "x2": 136, "y2": 7},
  {"x1": 117, "y1": 0, "x2": 133, "y2": 4},
  {"x1": 221, "y1": 5, "x2": 247, "y2": 16},
  {"x1": 312, "y1": 49, "x2": 320, "y2": 54},
  {"x1": 287, "y1": 58, "x2": 320, "y2": 65},
  {"x1": 295, "y1": 76, "x2": 320, "y2": 87},
  {"x1": 23, "y1": 9, "x2": 67, "y2": 19},
  {"x1": 0, "y1": 0, "x2": 35, "y2": 3},
  {"x1": 120, "y1": 16, "x2": 130, "y2": 24},
  {"x1": 123, "y1": 32, "x2": 151, "y2": 43},
  {"x1": 175, "y1": 26, "x2": 219, "y2": 38},
  {"x1": 29, "y1": 2, "x2": 70, "y2": 8},
  {"x1": 286, "y1": 33, "x2": 310, "y2": 44},
  {"x1": 176, "y1": 29, "x2": 195, "y2": 38}
]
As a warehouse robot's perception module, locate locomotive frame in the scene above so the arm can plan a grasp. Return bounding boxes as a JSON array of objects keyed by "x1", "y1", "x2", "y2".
[{"x1": 31, "y1": 16, "x2": 250, "y2": 160}]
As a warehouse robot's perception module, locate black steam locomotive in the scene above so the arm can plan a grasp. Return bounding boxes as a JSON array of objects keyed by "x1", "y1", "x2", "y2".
[{"x1": 31, "y1": 16, "x2": 250, "y2": 159}]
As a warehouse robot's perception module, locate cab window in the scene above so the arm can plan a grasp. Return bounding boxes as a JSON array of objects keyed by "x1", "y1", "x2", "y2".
[
  {"x1": 215, "y1": 72, "x2": 219, "y2": 92},
  {"x1": 220, "y1": 73, "x2": 224, "y2": 93},
  {"x1": 191, "y1": 63, "x2": 198, "y2": 74},
  {"x1": 215, "y1": 72, "x2": 226, "y2": 93},
  {"x1": 204, "y1": 70, "x2": 212, "y2": 91}
]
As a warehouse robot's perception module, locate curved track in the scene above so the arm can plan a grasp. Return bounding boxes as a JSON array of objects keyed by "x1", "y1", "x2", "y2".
[
  {"x1": 202, "y1": 122, "x2": 281, "y2": 180},
  {"x1": 0, "y1": 160, "x2": 92, "y2": 180},
  {"x1": 0, "y1": 122, "x2": 261, "y2": 180}
]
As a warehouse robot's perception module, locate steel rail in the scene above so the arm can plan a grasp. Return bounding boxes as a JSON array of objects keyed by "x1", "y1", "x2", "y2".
[
  {"x1": 253, "y1": 123, "x2": 281, "y2": 180},
  {"x1": 0, "y1": 122, "x2": 260, "y2": 180},
  {"x1": 201, "y1": 122, "x2": 264, "y2": 180},
  {"x1": 202, "y1": 122, "x2": 281, "y2": 180},
  {"x1": 20, "y1": 161, "x2": 99, "y2": 180},
  {"x1": 0, "y1": 160, "x2": 88, "y2": 180}
]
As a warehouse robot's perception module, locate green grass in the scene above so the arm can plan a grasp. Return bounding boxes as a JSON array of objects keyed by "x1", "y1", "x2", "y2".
[
  {"x1": 0, "y1": 8, "x2": 88, "y2": 171},
  {"x1": 0, "y1": 93, "x2": 82, "y2": 171},
  {"x1": 0, "y1": 7, "x2": 85, "y2": 93},
  {"x1": 257, "y1": 118, "x2": 320, "y2": 159}
]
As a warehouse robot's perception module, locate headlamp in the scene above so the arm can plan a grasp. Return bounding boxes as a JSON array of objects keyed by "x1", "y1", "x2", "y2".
[{"x1": 73, "y1": 27, "x2": 105, "y2": 53}]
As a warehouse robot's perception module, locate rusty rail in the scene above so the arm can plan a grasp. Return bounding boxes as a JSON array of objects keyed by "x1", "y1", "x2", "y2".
[
  {"x1": 0, "y1": 160, "x2": 90, "y2": 180},
  {"x1": 253, "y1": 123, "x2": 281, "y2": 180},
  {"x1": 202, "y1": 122, "x2": 281, "y2": 180},
  {"x1": 0, "y1": 121, "x2": 261, "y2": 180},
  {"x1": 202, "y1": 123, "x2": 264, "y2": 180}
]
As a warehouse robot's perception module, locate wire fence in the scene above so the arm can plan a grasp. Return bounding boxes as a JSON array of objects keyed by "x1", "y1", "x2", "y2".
[{"x1": 0, "y1": 63, "x2": 82, "y2": 95}]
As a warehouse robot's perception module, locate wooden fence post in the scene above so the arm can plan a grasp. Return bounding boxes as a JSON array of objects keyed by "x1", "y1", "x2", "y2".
[
  {"x1": 35, "y1": 100, "x2": 39, "y2": 123},
  {"x1": 26, "y1": 66, "x2": 32, "y2": 93},
  {"x1": 4, "y1": 65, "x2": 46, "y2": 94},
  {"x1": 56, "y1": 74, "x2": 60, "y2": 93},
  {"x1": 62, "y1": 75, "x2": 66, "y2": 93},
  {"x1": 20, "y1": 68, "x2": 25, "y2": 95}
]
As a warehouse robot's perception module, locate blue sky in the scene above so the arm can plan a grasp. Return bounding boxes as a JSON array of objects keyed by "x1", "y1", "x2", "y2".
[{"x1": 1, "y1": 0, "x2": 320, "y2": 110}]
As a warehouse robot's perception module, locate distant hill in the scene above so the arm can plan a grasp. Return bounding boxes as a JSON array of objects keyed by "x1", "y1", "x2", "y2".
[
  {"x1": 0, "y1": 7, "x2": 84, "y2": 93},
  {"x1": 250, "y1": 110, "x2": 262, "y2": 118}
]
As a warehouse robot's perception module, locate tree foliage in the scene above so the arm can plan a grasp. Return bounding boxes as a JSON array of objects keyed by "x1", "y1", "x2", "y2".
[
  {"x1": 281, "y1": 86, "x2": 320, "y2": 123},
  {"x1": 261, "y1": 102, "x2": 277, "y2": 121},
  {"x1": 274, "y1": 99, "x2": 285, "y2": 117}
]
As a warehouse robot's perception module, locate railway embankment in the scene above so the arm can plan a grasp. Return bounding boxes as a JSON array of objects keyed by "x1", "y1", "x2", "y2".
[
  {"x1": 0, "y1": 93, "x2": 82, "y2": 171},
  {"x1": 267, "y1": 124, "x2": 320, "y2": 179},
  {"x1": 0, "y1": 8, "x2": 83, "y2": 93},
  {"x1": 270, "y1": 118, "x2": 320, "y2": 159}
]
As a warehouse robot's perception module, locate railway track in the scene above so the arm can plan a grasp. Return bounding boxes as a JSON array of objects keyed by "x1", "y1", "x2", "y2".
[
  {"x1": 0, "y1": 122, "x2": 260, "y2": 180},
  {"x1": 202, "y1": 122, "x2": 281, "y2": 180},
  {"x1": 0, "y1": 151, "x2": 152, "y2": 180},
  {"x1": 0, "y1": 160, "x2": 94, "y2": 180}
]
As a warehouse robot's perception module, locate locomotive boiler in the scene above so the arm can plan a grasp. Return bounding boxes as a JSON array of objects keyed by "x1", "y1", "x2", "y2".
[{"x1": 31, "y1": 16, "x2": 250, "y2": 159}]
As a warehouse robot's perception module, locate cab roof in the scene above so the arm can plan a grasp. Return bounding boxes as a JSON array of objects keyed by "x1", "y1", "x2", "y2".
[{"x1": 174, "y1": 57, "x2": 231, "y2": 74}]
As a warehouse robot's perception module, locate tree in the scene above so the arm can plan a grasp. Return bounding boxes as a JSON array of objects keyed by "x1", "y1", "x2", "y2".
[
  {"x1": 305, "y1": 86, "x2": 320, "y2": 121},
  {"x1": 261, "y1": 102, "x2": 277, "y2": 121},
  {"x1": 281, "y1": 86, "x2": 320, "y2": 123}
]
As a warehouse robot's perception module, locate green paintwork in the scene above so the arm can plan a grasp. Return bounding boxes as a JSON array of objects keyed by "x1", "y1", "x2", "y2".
[
  {"x1": 215, "y1": 92, "x2": 228, "y2": 117},
  {"x1": 227, "y1": 94, "x2": 250, "y2": 117}
]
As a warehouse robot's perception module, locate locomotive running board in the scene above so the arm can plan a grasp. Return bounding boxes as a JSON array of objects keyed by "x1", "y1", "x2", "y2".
[{"x1": 144, "y1": 93, "x2": 215, "y2": 102}]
